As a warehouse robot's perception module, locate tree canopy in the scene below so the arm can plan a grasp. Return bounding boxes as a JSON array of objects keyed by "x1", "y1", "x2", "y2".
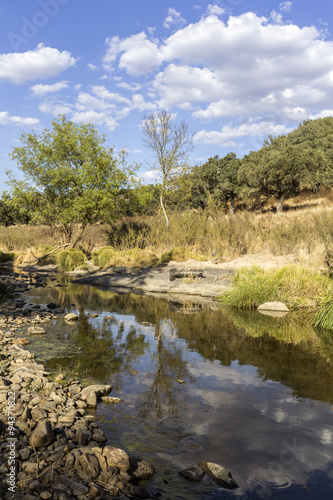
[
  {"x1": 8, "y1": 115, "x2": 136, "y2": 245},
  {"x1": 238, "y1": 117, "x2": 333, "y2": 211}
]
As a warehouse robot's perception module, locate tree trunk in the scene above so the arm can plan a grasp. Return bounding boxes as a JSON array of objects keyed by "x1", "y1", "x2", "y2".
[
  {"x1": 276, "y1": 193, "x2": 286, "y2": 213},
  {"x1": 160, "y1": 192, "x2": 169, "y2": 227},
  {"x1": 229, "y1": 197, "x2": 235, "y2": 215},
  {"x1": 71, "y1": 223, "x2": 87, "y2": 248}
]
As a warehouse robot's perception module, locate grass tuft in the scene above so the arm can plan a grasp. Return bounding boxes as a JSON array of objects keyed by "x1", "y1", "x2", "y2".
[
  {"x1": 92, "y1": 247, "x2": 159, "y2": 269},
  {"x1": 57, "y1": 248, "x2": 86, "y2": 271},
  {"x1": 221, "y1": 265, "x2": 333, "y2": 310}
]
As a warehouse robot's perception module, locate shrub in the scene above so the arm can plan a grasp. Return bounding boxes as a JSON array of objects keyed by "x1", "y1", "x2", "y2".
[
  {"x1": 0, "y1": 281, "x2": 10, "y2": 302},
  {"x1": 57, "y1": 248, "x2": 86, "y2": 271},
  {"x1": 0, "y1": 251, "x2": 15, "y2": 263}
]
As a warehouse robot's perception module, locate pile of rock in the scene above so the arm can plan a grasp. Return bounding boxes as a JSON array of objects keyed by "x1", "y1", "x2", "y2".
[{"x1": 0, "y1": 330, "x2": 155, "y2": 499}]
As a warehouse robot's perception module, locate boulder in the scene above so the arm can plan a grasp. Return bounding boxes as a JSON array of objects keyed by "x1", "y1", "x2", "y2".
[
  {"x1": 103, "y1": 446, "x2": 130, "y2": 471},
  {"x1": 131, "y1": 459, "x2": 155, "y2": 480},
  {"x1": 80, "y1": 384, "x2": 112, "y2": 404},
  {"x1": 29, "y1": 420, "x2": 55, "y2": 448},
  {"x1": 198, "y1": 461, "x2": 238, "y2": 489}
]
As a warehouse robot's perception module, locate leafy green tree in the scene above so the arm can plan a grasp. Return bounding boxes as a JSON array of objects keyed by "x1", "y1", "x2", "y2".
[
  {"x1": 8, "y1": 115, "x2": 136, "y2": 246},
  {"x1": 189, "y1": 153, "x2": 241, "y2": 212},
  {"x1": 238, "y1": 118, "x2": 333, "y2": 212},
  {"x1": 142, "y1": 110, "x2": 194, "y2": 226},
  {"x1": 0, "y1": 191, "x2": 30, "y2": 226}
]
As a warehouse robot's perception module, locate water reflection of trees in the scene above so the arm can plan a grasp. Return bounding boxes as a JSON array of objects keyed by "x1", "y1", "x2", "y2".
[
  {"x1": 33, "y1": 281, "x2": 333, "y2": 404},
  {"x1": 138, "y1": 319, "x2": 194, "y2": 420}
]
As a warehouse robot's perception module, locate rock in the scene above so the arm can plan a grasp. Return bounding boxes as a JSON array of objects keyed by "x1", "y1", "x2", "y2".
[
  {"x1": 80, "y1": 384, "x2": 112, "y2": 407},
  {"x1": 79, "y1": 453, "x2": 100, "y2": 479},
  {"x1": 80, "y1": 384, "x2": 113, "y2": 401},
  {"x1": 103, "y1": 446, "x2": 130, "y2": 471},
  {"x1": 12, "y1": 338, "x2": 31, "y2": 345},
  {"x1": 92, "y1": 433, "x2": 107, "y2": 444},
  {"x1": 49, "y1": 391, "x2": 66, "y2": 405},
  {"x1": 29, "y1": 420, "x2": 55, "y2": 448},
  {"x1": 40, "y1": 492, "x2": 53, "y2": 499},
  {"x1": 76, "y1": 428, "x2": 92, "y2": 446},
  {"x1": 84, "y1": 390, "x2": 97, "y2": 407},
  {"x1": 30, "y1": 407, "x2": 48, "y2": 421},
  {"x1": 257, "y1": 301, "x2": 289, "y2": 312},
  {"x1": 47, "y1": 303, "x2": 61, "y2": 309},
  {"x1": 131, "y1": 459, "x2": 155, "y2": 480},
  {"x1": 179, "y1": 466, "x2": 205, "y2": 482},
  {"x1": 128, "y1": 485, "x2": 151, "y2": 499},
  {"x1": 0, "y1": 376, "x2": 10, "y2": 386},
  {"x1": 58, "y1": 415, "x2": 75, "y2": 427},
  {"x1": 27, "y1": 326, "x2": 46, "y2": 334},
  {"x1": 22, "y1": 461, "x2": 39, "y2": 474},
  {"x1": 198, "y1": 461, "x2": 238, "y2": 489},
  {"x1": 18, "y1": 447, "x2": 31, "y2": 460},
  {"x1": 59, "y1": 475, "x2": 89, "y2": 495},
  {"x1": 101, "y1": 396, "x2": 123, "y2": 403},
  {"x1": 64, "y1": 312, "x2": 78, "y2": 321}
]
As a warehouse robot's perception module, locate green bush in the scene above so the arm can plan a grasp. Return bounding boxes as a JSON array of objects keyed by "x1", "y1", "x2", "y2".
[
  {"x1": 0, "y1": 251, "x2": 15, "y2": 263},
  {"x1": 57, "y1": 248, "x2": 86, "y2": 271},
  {"x1": 0, "y1": 281, "x2": 10, "y2": 302}
]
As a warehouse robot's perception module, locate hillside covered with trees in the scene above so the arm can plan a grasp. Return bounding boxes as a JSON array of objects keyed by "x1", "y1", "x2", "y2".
[{"x1": 2, "y1": 115, "x2": 333, "y2": 231}]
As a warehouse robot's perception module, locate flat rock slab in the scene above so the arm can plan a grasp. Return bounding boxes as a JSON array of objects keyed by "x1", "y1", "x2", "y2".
[
  {"x1": 257, "y1": 301, "x2": 289, "y2": 312},
  {"x1": 73, "y1": 261, "x2": 235, "y2": 298},
  {"x1": 27, "y1": 326, "x2": 46, "y2": 334}
]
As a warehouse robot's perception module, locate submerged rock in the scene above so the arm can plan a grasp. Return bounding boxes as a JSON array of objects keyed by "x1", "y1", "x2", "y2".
[
  {"x1": 179, "y1": 465, "x2": 205, "y2": 482},
  {"x1": 27, "y1": 326, "x2": 46, "y2": 334},
  {"x1": 131, "y1": 459, "x2": 155, "y2": 480}
]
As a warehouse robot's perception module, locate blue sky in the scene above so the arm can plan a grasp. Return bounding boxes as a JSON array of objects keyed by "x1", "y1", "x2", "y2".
[{"x1": 1, "y1": 0, "x2": 333, "y2": 192}]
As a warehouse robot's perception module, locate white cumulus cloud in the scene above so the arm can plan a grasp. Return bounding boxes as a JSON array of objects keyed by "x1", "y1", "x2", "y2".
[
  {"x1": 163, "y1": 8, "x2": 186, "y2": 29},
  {"x1": 0, "y1": 111, "x2": 39, "y2": 126},
  {"x1": 30, "y1": 81, "x2": 69, "y2": 96},
  {"x1": 206, "y1": 4, "x2": 225, "y2": 16},
  {"x1": 0, "y1": 44, "x2": 76, "y2": 84},
  {"x1": 194, "y1": 122, "x2": 294, "y2": 147},
  {"x1": 103, "y1": 33, "x2": 163, "y2": 76},
  {"x1": 279, "y1": 2, "x2": 292, "y2": 13}
]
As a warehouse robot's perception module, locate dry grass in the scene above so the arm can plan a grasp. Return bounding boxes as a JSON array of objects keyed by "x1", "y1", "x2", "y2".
[{"x1": 2, "y1": 190, "x2": 333, "y2": 271}]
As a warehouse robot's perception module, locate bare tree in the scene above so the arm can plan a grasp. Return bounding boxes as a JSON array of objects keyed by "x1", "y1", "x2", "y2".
[{"x1": 142, "y1": 110, "x2": 194, "y2": 226}]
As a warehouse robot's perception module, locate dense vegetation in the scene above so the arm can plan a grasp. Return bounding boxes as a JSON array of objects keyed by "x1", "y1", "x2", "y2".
[{"x1": 3, "y1": 116, "x2": 333, "y2": 230}]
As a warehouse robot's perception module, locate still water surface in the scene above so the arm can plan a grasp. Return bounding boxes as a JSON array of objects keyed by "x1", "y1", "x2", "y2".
[{"x1": 24, "y1": 277, "x2": 333, "y2": 499}]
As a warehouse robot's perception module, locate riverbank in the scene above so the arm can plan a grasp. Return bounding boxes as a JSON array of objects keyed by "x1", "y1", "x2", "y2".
[
  {"x1": 0, "y1": 272, "x2": 157, "y2": 499},
  {"x1": 71, "y1": 253, "x2": 299, "y2": 299},
  {"x1": 0, "y1": 270, "x2": 244, "y2": 499}
]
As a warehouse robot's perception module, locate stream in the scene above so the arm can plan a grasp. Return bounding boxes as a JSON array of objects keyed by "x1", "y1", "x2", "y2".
[{"x1": 15, "y1": 273, "x2": 333, "y2": 499}]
